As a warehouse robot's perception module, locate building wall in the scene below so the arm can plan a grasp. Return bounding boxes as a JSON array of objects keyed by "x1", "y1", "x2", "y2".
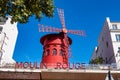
[
  {"x1": 0, "y1": 16, "x2": 18, "y2": 64},
  {"x1": 99, "y1": 18, "x2": 116, "y2": 64},
  {"x1": 91, "y1": 17, "x2": 117, "y2": 64},
  {"x1": 110, "y1": 22, "x2": 120, "y2": 68}
]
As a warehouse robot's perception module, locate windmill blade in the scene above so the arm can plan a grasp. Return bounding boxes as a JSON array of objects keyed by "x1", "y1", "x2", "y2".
[
  {"x1": 38, "y1": 24, "x2": 62, "y2": 33},
  {"x1": 57, "y1": 8, "x2": 66, "y2": 29},
  {"x1": 67, "y1": 30, "x2": 86, "y2": 36}
]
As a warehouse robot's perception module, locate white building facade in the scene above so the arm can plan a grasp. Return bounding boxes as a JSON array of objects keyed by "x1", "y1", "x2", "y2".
[
  {"x1": 0, "y1": 16, "x2": 18, "y2": 64},
  {"x1": 91, "y1": 17, "x2": 120, "y2": 69}
]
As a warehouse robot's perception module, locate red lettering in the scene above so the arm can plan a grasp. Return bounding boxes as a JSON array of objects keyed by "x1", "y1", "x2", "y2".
[
  {"x1": 62, "y1": 63, "x2": 68, "y2": 69},
  {"x1": 55, "y1": 62, "x2": 62, "y2": 69},
  {"x1": 40, "y1": 62, "x2": 47, "y2": 69},
  {"x1": 15, "y1": 62, "x2": 23, "y2": 68}
]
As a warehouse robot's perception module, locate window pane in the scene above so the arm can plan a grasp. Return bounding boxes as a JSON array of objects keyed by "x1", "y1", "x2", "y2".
[
  {"x1": 118, "y1": 47, "x2": 120, "y2": 51},
  {"x1": 116, "y1": 35, "x2": 120, "y2": 41},
  {"x1": 59, "y1": 49, "x2": 63, "y2": 56},
  {"x1": 0, "y1": 51, "x2": 2, "y2": 61},
  {"x1": 53, "y1": 48, "x2": 57, "y2": 55},
  {"x1": 46, "y1": 49, "x2": 50, "y2": 56},
  {"x1": 112, "y1": 24, "x2": 117, "y2": 30},
  {"x1": 0, "y1": 26, "x2": 3, "y2": 32}
]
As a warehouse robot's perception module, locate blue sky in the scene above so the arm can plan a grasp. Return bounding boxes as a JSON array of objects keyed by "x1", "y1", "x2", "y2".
[{"x1": 13, "y1": 0, "x2": 120, "y2": 63}]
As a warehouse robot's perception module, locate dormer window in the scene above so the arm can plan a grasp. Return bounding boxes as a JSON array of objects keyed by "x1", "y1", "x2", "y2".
[{"x1": 112, "y1": 24, "x2": 117, "y2": 30}]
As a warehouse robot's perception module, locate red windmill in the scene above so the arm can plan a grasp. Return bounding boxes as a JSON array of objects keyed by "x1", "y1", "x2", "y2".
[{"x1": 39, "y1": 8, "x2": 85, "y2": 68}]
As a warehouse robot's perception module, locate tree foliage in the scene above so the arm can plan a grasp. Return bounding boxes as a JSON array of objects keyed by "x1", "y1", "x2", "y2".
[
  {"x1": 0, "y1": 0, "x2": 54, "y2": 23},
  {"x1": 90, "y1": 57, "x2": 105, "y2": 64}
]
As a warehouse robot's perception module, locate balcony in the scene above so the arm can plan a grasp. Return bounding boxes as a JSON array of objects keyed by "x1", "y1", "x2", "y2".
[{"x1": 110, "y1": 29, "x2": 120, "y2": 32}]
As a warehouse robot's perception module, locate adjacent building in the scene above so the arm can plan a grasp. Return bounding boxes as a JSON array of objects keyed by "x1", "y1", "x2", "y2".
[
  {"x1": 0, "y1": 16, "x2": 18, "y2": 64},
  {"x1": 91, "y1": 17, "x2": 120, "y2": 69}
]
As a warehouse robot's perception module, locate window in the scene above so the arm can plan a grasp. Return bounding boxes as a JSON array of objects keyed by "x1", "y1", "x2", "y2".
[
  {"x1": 52, "y1": 48, "x2": 57, "y2": 55},
  {"x1": 116, "y1": 47, "x2": 120, "y2": 57},
  {"x1": 116, "y1": 35, "x2": 120, "y2": 41},
  {"x1": 106, "y1": 41, "x2": 109, "y2": 48},
  {"x1": 118, "y1": 47, "x2": 120, "y2": 51},
  {"x1": 0, "y1": 51, "x2": 3, "y2": 61},
  {"x1": 112, "y1": 24, "x2": 117, "y2": 30},
  {"x1": 0, "y1": 26, "x2": 3, "y2": 32},
  {"x1": 105, "y1": 57, "x2": 108, "y2": 64},
  {"x1": 46, "y1": 49, "x2": 50, "y2": 56},
  {"x1": 59, "y1": 49, "x2": 63, "y2": 56},
  {"x1": 117, "y1": 47, "x2": 120, "y2": 56}
]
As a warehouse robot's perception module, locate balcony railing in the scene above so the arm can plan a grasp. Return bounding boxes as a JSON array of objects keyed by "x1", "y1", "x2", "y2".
[{"x1": 110, "y1": 29, "x2": 120, "y2": 32}]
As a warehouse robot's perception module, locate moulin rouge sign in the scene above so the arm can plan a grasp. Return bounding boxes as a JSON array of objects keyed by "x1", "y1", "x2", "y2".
[{"x1": 15, "y1": 62, "x2": 86, "y2": 69}]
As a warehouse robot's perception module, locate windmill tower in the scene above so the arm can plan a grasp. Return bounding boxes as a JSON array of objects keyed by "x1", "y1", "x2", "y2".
[{"x1": 39, "y1": 8, "x2": 85, "y2": 68}]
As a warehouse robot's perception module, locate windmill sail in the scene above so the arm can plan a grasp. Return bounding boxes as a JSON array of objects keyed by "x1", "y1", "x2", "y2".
[{"x1": 105, "y1": 70, "x2": 114, "y2": 80}]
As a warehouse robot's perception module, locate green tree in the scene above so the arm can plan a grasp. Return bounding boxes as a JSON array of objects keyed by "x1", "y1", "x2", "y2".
[
  {"x1": 0, "y1": 0, "x2": 54, "y2": 23},
  {"x1": 90, "y1": 57, "x2": 105, "y2": 64}
]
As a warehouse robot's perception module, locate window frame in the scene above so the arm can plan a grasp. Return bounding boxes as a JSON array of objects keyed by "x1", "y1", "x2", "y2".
[
  {"x1": 112, "y1": 24, "x2": 117, "y2": 30},
  {"x1": 52, "y1": 48, "x2": 57, "y2": 56},
  {"x1": 0, "y1": 26, "x2": 3, "y2": 32},
  {"x1": 46, "y1": 49, "x2": 50, "y2": 56},
  {"x1": 116, "y1": 34, "x2": 120, "y2": 42},
  {"x1": 59, "y1": 49, "x2": 64, "y2": 56}
]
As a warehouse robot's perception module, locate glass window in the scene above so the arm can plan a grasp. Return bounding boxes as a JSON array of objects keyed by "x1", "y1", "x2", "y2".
[
  {"x1": 118, "y1": 47, "x2": 120, "y2": 51},
  {"x1": 116, "y1": 47, "x2": 120, "y2": 57},
  {"x1": 0, "y1": 26, "x2": 3, "y2": 32},
  {"x1": 118, "y1": 47, "x2": 120, "y2": 54},
  {"x1": 0, "y1": 51, "x2": 2, "y2": 60},
  {"x1": 59, "y1": 49, "x2": 63, "y2": 56},
  {"x1": 52, "y1": 48, "x2": 57, "y2": 55},
  {"x1": 116, "y1": 35, "x2": 120, "y2": 41},
  {"x1": 112, "y1": 24, "x2": 117, "y2": 30},
  {"x1": 106, "y1": 41, "x2": 109, "y2": 48},
  {"x1": 46, "y1": 49, "x2": 50, "y2": 56}
]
